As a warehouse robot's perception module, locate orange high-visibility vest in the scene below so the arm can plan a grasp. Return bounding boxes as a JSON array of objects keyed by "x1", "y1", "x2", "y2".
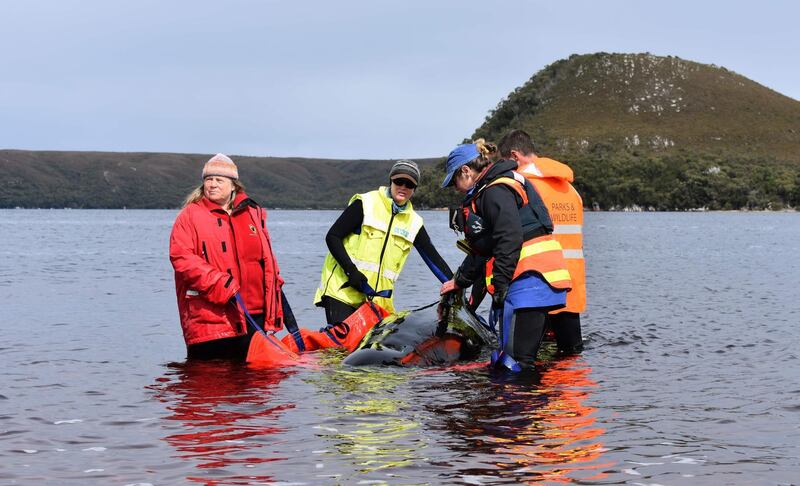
[
  {"x1": 479, "y1": 174, "x2": 572, "y2": 293},
  {"x1": 518, "y1": 157, "x2": 586, "y2": 314}
]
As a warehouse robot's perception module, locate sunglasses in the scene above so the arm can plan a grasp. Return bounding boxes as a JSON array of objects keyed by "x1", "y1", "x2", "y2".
[{"x1": 392, "y1": 178, "x2": 417, "y2": 189}]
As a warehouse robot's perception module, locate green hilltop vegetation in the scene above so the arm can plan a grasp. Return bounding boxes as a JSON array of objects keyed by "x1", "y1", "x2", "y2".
[
  {"x1": 3, "y1": 52, "x2": 799, "y2": 210},
  {"x1": 416, "y1": 52, "x2": 800, "y2": 210}
]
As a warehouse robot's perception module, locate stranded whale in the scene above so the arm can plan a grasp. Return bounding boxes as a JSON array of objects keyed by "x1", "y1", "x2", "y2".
[{"x1": 343, "y1": 292, "x2": 496, "y2": 367}]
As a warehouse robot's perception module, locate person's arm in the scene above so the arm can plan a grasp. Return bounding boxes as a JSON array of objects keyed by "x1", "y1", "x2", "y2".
[
  {"x1": 454, "y1": 253, "x2": 483, "y2": 288},
  {"x1": 480, "y1": 185, "x2": 523, "y2": 299},
  {"x1": 325, "y1": 199, "x2": 364, "y2": 276},
  {"x1": 468, "y1": 260, "x2": 488, "y2": 310},
  {"x1": 413, "y1": 225, "x2": 453, "y2": 283},
  {"x1": 169, "y1": 210, "x2": 240, "y2": 304},
  {"x1": 440, "y1": 253, "x2": 477, "y2": 295}
]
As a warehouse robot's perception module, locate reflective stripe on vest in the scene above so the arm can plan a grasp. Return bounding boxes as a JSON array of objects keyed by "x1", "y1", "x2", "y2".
[
  {"x1": 479, "y1": 177, "x2": 573, "y2": 293},
  {"x1": 551, "y1": 225, "x2": 583, "y2": 259},
  {"x1": 552, "y1": 225, "x2": 581, "y2": 235},
  {"x1": 513, "y1": 234, "x2": 571, "y2": 288},
  {"x1": 484, "y1": 235, "x2": 572, "y2": 292},
  {"x1": 351, "y1": 257, "x2": 400, "y2": 282},
  {"x1": 521, "y1": 158, "x2": 586, "y2": 313}
]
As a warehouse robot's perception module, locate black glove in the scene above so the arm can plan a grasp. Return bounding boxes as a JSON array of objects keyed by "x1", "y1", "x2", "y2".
[
  {"x1": 345, "y1": 269, "x2": 368, "y2": 292},
  {"x1": 491, "y1": 286, "x2": 508, "y2": 309}
]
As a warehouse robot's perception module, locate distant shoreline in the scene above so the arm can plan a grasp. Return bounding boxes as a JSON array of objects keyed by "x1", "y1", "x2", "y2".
[{"x1": 1, "y1": 207, "x2": 795, "y2": 212}]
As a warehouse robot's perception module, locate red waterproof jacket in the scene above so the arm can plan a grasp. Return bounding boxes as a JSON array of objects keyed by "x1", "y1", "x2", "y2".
[{"x1": 169, "y1": 193, "x2": 284, "y2": 346}]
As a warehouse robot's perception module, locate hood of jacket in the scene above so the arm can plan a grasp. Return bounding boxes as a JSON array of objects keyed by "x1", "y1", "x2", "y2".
[{"x1": 519, "y1": 157, "x2": 574, "y2": 183}]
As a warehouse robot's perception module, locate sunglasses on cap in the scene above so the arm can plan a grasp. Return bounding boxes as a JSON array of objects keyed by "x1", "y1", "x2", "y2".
[{"x1": 391, "y1": 178, "x2": 417, "y2": 189}]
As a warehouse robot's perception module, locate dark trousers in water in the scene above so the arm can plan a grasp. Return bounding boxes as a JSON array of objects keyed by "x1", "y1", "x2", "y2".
[
  {"x1": 321, "y1": 296, "x2": 357, "y2": 325},
  {"x1": 186, "y1": 314, "x2": 264, "y2": 361},
  {"x1": 545, "y1": 311, "x2": 584, "y2": 355},
  {"x1": 503, "y1": 308, "x2": 547, "y2": 368}
]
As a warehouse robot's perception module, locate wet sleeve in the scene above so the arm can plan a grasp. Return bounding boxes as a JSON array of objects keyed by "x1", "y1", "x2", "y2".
[
  {"x1": 413, "y1": 225, "x2": 453, "y2": 283},
  {"x1": 481, "y1": 185, "x2": 523, "y2": 294},
  {"x1": 325, "y1": 200, "x2": 363, "y2": 277}
]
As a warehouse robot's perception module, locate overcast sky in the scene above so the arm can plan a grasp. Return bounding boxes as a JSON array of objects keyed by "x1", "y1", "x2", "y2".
[{"x1": 1, "y1": 0, "x2": 798, "y2": 159}]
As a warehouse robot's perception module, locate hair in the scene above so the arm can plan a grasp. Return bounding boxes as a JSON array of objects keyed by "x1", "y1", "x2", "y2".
[
  {"x1": 182, "y1": 178, "x2": 246, "y2": 208},
  {"x1": 498, "y1": 129, "x2": 536, "y2": 158},
  {"x1": 465, "y1": 138, "x2": 497, "y2": 172}
]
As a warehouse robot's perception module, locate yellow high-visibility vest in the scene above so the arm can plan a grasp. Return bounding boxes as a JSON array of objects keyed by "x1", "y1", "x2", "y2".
[{"x1": 314, "y1": 188, "x2": 423, "y2": 314}]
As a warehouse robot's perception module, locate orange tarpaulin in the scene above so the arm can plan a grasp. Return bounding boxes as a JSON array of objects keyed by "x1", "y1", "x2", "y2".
[{"x1": 246, "y1": 301, "x2": 389, "y2": 365}]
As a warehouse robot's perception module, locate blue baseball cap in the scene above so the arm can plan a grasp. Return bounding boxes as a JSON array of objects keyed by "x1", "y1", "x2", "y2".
[{"x1": 441, "y1": 144, "x2": 480, "y2": 188}]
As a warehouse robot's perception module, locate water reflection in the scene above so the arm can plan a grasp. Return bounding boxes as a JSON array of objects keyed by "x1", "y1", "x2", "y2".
[
  {"x1": 426, "y1": 355, "x2": 609, "y2": 484},
  {"x1": 305, "y1": 360, "x2": 426, "y2": 478},
  {"x1": 146, "y1": 352, "x2": 608, "y2": 484},
  {"x1": 148, "y1": 360, "x2": 296, "y2": 484}
]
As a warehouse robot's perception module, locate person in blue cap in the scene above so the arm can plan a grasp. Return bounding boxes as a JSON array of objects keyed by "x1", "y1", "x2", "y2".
[{"x1": 439, "y1": 139, "x2": 572, "y2": 371}]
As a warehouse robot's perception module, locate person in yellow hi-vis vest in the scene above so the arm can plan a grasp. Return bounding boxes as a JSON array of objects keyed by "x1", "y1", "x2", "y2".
[
  {"x1": 498, "y1": 129, "x2": 585, "y2": 355},
  {"x1": 314, "y1": 160, "x2": 453, "y2": 324}
]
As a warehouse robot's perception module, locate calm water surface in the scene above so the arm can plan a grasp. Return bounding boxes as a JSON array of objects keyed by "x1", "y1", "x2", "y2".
[{"x1": 1, "y1": 209, "x2": 799, "y2": 485}]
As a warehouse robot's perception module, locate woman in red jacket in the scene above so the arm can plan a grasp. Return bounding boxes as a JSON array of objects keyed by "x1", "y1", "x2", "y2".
[{"x1": 169, "y1": 154, "x2": 295, "y2": 359}]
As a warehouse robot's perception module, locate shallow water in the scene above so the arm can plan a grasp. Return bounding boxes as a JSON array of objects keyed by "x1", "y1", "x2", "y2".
[{"x1": 1, "y1": 209, "x2": 799, "y2": 484}]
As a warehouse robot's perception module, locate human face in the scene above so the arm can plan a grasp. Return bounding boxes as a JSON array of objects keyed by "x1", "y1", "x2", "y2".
[
  {"x1": 203, "y1": 176, "x2": 235, "y2": 206},
  {"x1": 453, "y1": 165, "x2": 478, "y2": 194},
  {"x1": 390, "y1": 177, "x2": 416, "y2": 205}
]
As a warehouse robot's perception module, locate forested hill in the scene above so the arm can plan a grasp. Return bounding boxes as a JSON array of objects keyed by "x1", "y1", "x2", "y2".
[
  {"x1": 0, "y1": 150, "x2": 438, "y2": 209},
  {"x1": 416, "y1": 52, "x2": 800, "y2": 210}
]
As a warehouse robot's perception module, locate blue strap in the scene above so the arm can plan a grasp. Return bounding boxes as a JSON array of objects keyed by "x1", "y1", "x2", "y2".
[
  {"x1": 280, "y1": 290, "x2": 306, "y2": 352},
  {"x1": 475, "y1": 312, "x2": 496, "y2": 336},
  {"x1": 359, "y1": 281, "x2": 392, "y2": 299},
  {"x1": 321, "y1": 328, "x2": 343, "y2": 346},
  {"x1": 358, "y1": 282, "x2": 390, "y2": 322},
  {"x1": 488, "y1": 306, "x2": 502, "y2": 334},
  {"x1": 235, "y1": 293, "x2": 268, "y2": 337},
  {"x1": 417, "y1": 247, "x2": 449, "y2": 283},
  {"x1": 488, "y1": 301, "x2": 520, "y2": 372},
  {"x1": 234, "y1": 293, "x2": 292, "y2": 355},
  {"x1": 490, "y1": 350, "x2": 522, "y2": 372},
  {"x1": 365, "y1": 299, "x2": 384, "y2": 321}
]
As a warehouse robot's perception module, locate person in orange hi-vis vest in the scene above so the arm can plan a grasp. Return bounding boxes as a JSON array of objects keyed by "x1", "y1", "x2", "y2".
[{"x1": 498, "y1": 130, "x2": 585, "y2": 355}]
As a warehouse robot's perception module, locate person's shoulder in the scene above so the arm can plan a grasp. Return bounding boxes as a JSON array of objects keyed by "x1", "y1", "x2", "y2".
[
  {"x1": 356, "y1": 189, "x2": 382, "y2": 201},
  {"x1": 484, "y1": 180, "x2": 520, "y2": 198},
  {"x1": 180, "y1": 200, "x2": 219, "y2": 222},
  {"x1": 174, "y1": 203, "x2": 195, "y2": 218}
]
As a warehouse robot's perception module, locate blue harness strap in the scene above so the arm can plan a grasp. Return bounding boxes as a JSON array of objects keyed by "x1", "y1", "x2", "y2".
[
  {"x1": 358, "y1": 281, "x2": 392, "y2": 299},
  {"x1": 234, "y1": 293, "x2": 291, "y2": 355},
  {"x1": 321, "y1": 327, "x2": 343, "y2": 346},
  {"x1": 235, "y1": 293, "x2": 267, "y2": 336},
  {"x1": 360, "y1": 281, "x2": 391, "y2": 321},
  {"x1": 488, "y1": 301, "x2": 522, "y2": 373},
  {"x1": 280, "y1": 290, "x2": 306, "y2": 352}
]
